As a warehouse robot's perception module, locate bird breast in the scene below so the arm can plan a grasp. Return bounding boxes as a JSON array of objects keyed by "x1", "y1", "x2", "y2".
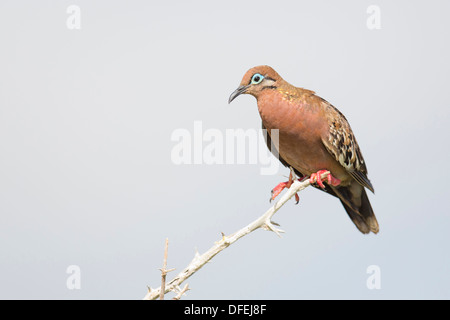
[{"x1": 257, "y1": 89, "x2": 349, "y2": 180}]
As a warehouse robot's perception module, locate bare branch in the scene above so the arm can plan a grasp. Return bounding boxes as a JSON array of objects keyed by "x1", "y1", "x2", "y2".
[
  {"x1": 158, "y1": 238, "x2": 175, "y2": 300},
  {"x1": 143, "y1": 171, "x2": 331, "y2": 300}
]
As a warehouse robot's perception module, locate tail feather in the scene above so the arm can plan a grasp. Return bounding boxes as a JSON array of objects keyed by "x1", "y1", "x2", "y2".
[
  {"x1": 332, "y1": 184, "x2": 379, "y2": 234},
  {"x1": 358, "y1": 188, "x2": 379, "y2": 233}
]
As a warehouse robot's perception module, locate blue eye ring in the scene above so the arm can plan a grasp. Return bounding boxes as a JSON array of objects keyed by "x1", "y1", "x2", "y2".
[{"x1": 251, "y1": 73, "x2": 264, "y2": 85}]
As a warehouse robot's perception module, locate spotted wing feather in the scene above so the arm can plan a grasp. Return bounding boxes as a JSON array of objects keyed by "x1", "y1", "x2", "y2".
[{"x1": 321, "y1": 102, "x2": 374, "y2": 193}]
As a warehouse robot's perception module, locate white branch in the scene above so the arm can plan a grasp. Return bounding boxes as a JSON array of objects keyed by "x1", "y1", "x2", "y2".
[{"x1": 143, "y1": 171, "x2": 331, "y2": 300}]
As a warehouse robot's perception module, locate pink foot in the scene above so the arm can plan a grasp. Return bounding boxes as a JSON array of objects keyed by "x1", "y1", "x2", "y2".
[
  {"x1": 309, "y1": 170, "x2": 341, "y2": 189},
  {"x1": 271, "y1": 181, "x2": 290, "y2": 200},
  {"x1": 270, "y1": 170, "x2": 302, "y2": 204}
]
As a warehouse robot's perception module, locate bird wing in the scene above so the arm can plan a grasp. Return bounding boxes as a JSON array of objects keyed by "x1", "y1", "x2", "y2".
[{"x1": 320, "y1": 101, "x2": 375, "y2": 193}]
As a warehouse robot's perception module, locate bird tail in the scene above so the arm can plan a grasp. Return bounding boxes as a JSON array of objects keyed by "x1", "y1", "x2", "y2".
[{"x1": 333, "y1": 185, "x2": 379, "y2": 234}]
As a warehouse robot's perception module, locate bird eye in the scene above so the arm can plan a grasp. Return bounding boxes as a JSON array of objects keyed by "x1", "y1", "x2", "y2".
[{"x1": 251, "y1": 73, "x2": 264, "y2": 85}]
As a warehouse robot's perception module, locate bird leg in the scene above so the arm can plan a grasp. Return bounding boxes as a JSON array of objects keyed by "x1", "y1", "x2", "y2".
[
  {"x1": 309, "y1": 170, "x2": 341, "y2": 189},
  {"x1": 270, "y1": 167, "x2": 303, "y2": 204}
]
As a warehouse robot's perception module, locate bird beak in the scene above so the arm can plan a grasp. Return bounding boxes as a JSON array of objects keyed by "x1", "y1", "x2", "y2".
[{"x1": 228, "y1": 85, "x2": 249, "y2": 104}]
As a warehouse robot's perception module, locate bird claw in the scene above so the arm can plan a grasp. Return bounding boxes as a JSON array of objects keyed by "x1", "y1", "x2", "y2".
[
  {"x1": 309, "y1": 170, "x2": 341, "y2": 189},
  {"x1": 293, "y1": 193, "x2": 299, "y2": 204},
  {"x1": 270, "y1": 168, "x2": 302, "y2": 204},
  {"x1": 270, "y1": 181, "x2": 290, "y2": 202}
]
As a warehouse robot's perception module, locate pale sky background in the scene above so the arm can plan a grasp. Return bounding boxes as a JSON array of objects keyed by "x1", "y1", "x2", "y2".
[{"x1": 0, "y1": 0, "x2": 449, "y2": 299}]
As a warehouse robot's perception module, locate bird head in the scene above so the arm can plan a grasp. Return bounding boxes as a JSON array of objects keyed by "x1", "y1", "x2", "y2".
[{"x1": 228, "y1": 65, "x2": 282, "y2": 103}]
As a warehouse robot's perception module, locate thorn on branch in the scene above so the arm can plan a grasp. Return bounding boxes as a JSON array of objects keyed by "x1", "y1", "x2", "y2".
[
  {"x1": 172, "y1": 284, "x2": 190, "y2": 300},
  {"x1": 262, "y1": 219, "x2": 285, "y2": 237},
  {"x1": 215, "y1": 231, "x2": 230, "y2": 246}
]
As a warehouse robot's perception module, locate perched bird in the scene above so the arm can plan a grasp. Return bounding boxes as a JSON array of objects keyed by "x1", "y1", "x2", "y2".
[{"x1": 228, "y1": 65, "x2": 378, "y2": 234}]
